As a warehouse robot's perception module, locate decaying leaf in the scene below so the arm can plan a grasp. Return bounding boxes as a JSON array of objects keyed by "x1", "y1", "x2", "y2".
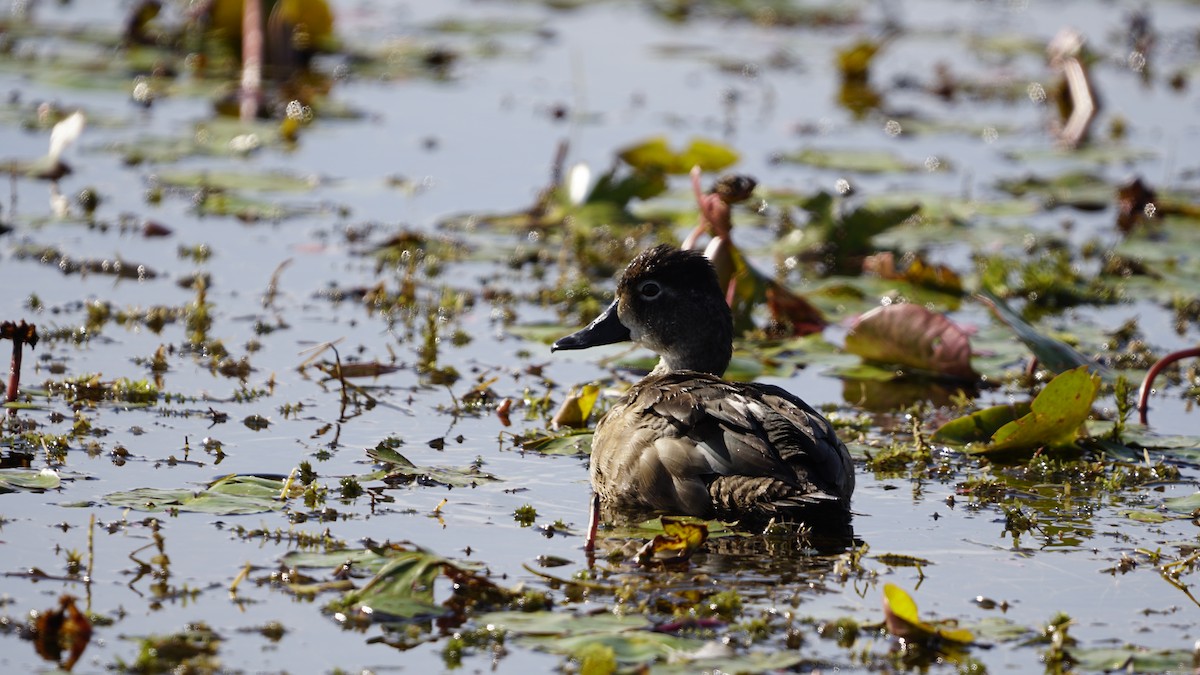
[
  {"x1": 635, "y1": 517, "x2": 709, "y2": 565},
  {"x1": 550, "y1": 383, "x2": 600, "y2": 430},
  {"x1": 33, "y1": 595, "x2": 92, "y2": 671},
  {"x1": 882, "y1": 583, "x2": 974, "y2": 646},
  {"x1": 844, "y1": 304, "x2": 978, "y2": 381}
]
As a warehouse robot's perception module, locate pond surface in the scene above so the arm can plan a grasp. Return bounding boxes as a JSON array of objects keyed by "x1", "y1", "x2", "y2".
[{"x1": 2, "y1": 0, "x2": 1200, "y2": 672}]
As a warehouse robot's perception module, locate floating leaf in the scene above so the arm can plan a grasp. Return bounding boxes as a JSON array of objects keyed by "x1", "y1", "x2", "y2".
[
  {"x1": 471, "y1": 608, "x2": 698, "y2": 666},
  {"x1": 518, "y1": 429, "x2": 594, "y2": 456},
  {"x1": 995, "y1": 171, "x2": 1111, "y2": 210},
  {"x1": 932, "y1": 402, "x2": 1032, "y2": 445},
  {"x1": 618, "y1": 137, "x2": 738, "y2": 174},
  {"x1": 102, "y1": 474, "x2": 288, "y2": 514},
  {"x1": 366, "y1": 445, "x2": 500, "y2": 487},
  {"x1": 550, "y1": 384, "x2": 600, "y2": 430},
  {"x1": 1119, "y1": 509, "x2": 1169, "y2": 523},
  {"x1": 982, "y1": 366, "x2": 1101, "y2": 454},
  {"x1": 977, "y1": 291, "x2": 1109, "y2": 378},
  {"x1": 1162, "y1": 492, "x2": 1200, "y2": 515},
  {"x1": 1067, "y1": 646, "x2": 1193, "y2": 672},
  {"x1": 636, "y1": 517, "x2": 708, "y2": 565},
  {"x1": 779, "y1": 148, "x2": 917, "y2": 174},
  {"x1": 0, "y1": 468, "x2": 61, "y2": 493},
  {"x1": 844, "y1": 304, "x2": 977, "y2": 381},
  {"x1": 330, "y1": 548, "x2": 448, "y2": 620},
  {"x1": 882, "y1": 583, "x2": 974, "y2": 645}
]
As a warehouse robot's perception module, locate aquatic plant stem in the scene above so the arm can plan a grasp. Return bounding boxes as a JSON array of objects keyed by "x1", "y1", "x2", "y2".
[
  {"x1": 1137, "y1": 346, "x2": 1200, "y2": 425},
  {"x1": 3, "y1": 320, "x2": 38, "y2": 411},
  {"x1": 240, "y1": 0, "x2": 264, "y2": 122}
]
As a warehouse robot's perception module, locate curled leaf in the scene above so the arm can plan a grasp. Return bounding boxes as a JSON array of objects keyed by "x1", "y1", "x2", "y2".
[
  {"x1": 551, "y1": 383, "x2": 600, "y2": 430},
  {"x1": 635, "y1": 517, "x2": 708, "y2": 565},
  {"x1": 987, "y1": 365, "x2": 1100, "y2": 453},
  {"x1": 882, "y1": 583, "x2": 974, "y2": 646},
  {"x1": 844, "y1": 304, "x2": 977, "y2": 380}
]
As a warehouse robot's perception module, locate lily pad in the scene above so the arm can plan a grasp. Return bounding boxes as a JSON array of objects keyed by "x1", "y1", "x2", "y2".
[
  {"x1": 779, "y1": 148, "x2": 918, "y2": 174},
  {"x1": 1067, "y1": 646, "x2": 1192, "y2": 672},
  {"x1": 329, "y1": 547, "x2": 448, "y2": 620},
  {"x1": 983, "y1": 366, "x2": 1101, "y2": 455},
  {"x1": 102, "y1": 474, "x2": 289, "y2": 514},
  {"x1": 482, "y1": 611, "x2": 704, "y2": 666},
  {"x1": 0, "y1": 468, "x2": 61, "y2": 493},
  {"x1": 1162, "y1": 492, "x2": 1200, "y2": 516},
  {"x1": 843, "y1": 304, "x2": 977, "y2": 381},
  {"x1": 618, "y1": 137, "x2": 738, "y2": 175},
  {"x1": 932, "y1": 402, "x2": 1033, "y2": 445}
]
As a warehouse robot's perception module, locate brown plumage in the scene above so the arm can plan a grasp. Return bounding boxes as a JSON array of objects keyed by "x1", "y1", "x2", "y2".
[{"x1": 553, "y1": 245, "x2": 854, "y2": 531}]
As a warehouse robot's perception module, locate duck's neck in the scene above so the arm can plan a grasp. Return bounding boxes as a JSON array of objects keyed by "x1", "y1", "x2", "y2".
[{"x1": 649, "y1": 341, "x2": 731, "y2": 377}]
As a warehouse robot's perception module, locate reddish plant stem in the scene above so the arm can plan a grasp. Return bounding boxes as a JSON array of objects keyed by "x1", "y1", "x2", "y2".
[
  {"x1": 240, "y1": 0, "x2": 263, "y2": 122},
  {"x1": 3, "y1": 321, "x2": 39, "y2": 411},
  {"x1": 1137, "y1": 347, "x2": 1200, "y2": 425}
]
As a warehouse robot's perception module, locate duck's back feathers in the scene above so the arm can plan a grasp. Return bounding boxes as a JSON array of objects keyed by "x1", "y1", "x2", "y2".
[{"x1": 590, "y1": 371, "x2": 854, "y2": 523}]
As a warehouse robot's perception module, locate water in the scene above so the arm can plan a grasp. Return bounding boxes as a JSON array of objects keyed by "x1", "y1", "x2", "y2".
[{"x1": 1, "y1": 0, "x2": 1199, "y2": 672}]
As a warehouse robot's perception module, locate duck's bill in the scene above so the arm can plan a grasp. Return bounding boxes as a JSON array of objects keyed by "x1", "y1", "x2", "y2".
[{"x1": 552, "y1": 299, "x2": 631, "y2": 351}]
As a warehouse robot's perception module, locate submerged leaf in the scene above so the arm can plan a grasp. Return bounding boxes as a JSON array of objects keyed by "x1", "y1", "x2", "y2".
[{"x1": 844, "y1": 304, "x2": 977, "y2": 380}]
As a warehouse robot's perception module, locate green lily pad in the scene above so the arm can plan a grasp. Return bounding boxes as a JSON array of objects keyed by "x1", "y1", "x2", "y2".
[
  {"x1": 1118, "y1": 509, "x2": 1169, "y2": 523},
  {"x1": 156, "y1": 169, "x2": 319, "y2": 193},
  {"x1": 983, "y1": 366, "x2": 1101, "y2": 454},
  {"x1": 482, "y1": 610, "x2": 702, "y2": 665},
  {"x1": 1162, "y1": 492, "x2": 1200, "y2": 515},
  {"x1": 0, "y1": 468, "x2": 61, "y2": 493},
  {"x1": 279, "y1": 548, "x2": 394, "y2": 572},
  {"x1": 995, "y1": 171, "x2": 1112, "y2": 210},
  {"x1": 330, "y1": 548, "x2": 447, "y2": 620},
  {"x1": 617, "y1": 136, "x2": 738, "y2": 175},
  {"x1": 779, "y1": 148, "x2": 919, "y2": 174},
  {"x1": 518, "y1": 429, "x2": 594, "y2": 456},
  {"x1": 932, "y1": 402, "x2": 1033, "y2": 445},
  {"x1": 1067, "y1": 646, "x2": 1192, "y2": 672},
  {"x1": 103, "y1": 474, "x2": 288, "y2": 514}
]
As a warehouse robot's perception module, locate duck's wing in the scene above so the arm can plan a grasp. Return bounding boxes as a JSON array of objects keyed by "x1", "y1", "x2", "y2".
[{"x1": 635, "y1": 373, "x2": 854, "y2": 514}]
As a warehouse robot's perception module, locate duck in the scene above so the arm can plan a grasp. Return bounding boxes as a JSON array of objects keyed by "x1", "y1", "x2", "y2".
[{"x1": 553, "y1": 245, "x2": 855, "y2": 544}]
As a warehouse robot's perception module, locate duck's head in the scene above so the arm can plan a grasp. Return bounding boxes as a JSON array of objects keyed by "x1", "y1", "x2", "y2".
[{"x1": 552, "y1": 245, "x2": 733, "y2": 376}]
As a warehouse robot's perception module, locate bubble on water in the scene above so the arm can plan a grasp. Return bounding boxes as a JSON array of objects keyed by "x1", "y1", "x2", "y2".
[
  {"x1": 1144, "y1": 202, "x2": 1157, "y2": 218},
  {"x1": 981, "y1": 126, "x2": 999, "y2": 144},
  {"x1": 924, "y1": 156, "x2": 941, "y2": 171},
  {"x1": 1127, "y1": 51, "x2": 1146, "y2": 73},
  {"x1": 884, "y1": 119, "x2": 902, "y2": 137},
  {"x1": 835, "y1": 178, "x2": 852, "y2": 195},
  {"x1": 229, "y1": 134, "x2": 261, "y2": 155},
  {"x1": 286, "y1": 100, "x2": 313, "y2": 122},
  {"x1": 131, "y1": 79, "x2": 152, "y2": 105},
  {"x1": 1027, "y1": 82, "x2": 1046, "y2": 103}
]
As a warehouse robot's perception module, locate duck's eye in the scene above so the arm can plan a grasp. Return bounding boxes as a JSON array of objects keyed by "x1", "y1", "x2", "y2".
[{"x1": 637, "y1": 280, "x2": 662, "y2": 299}]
